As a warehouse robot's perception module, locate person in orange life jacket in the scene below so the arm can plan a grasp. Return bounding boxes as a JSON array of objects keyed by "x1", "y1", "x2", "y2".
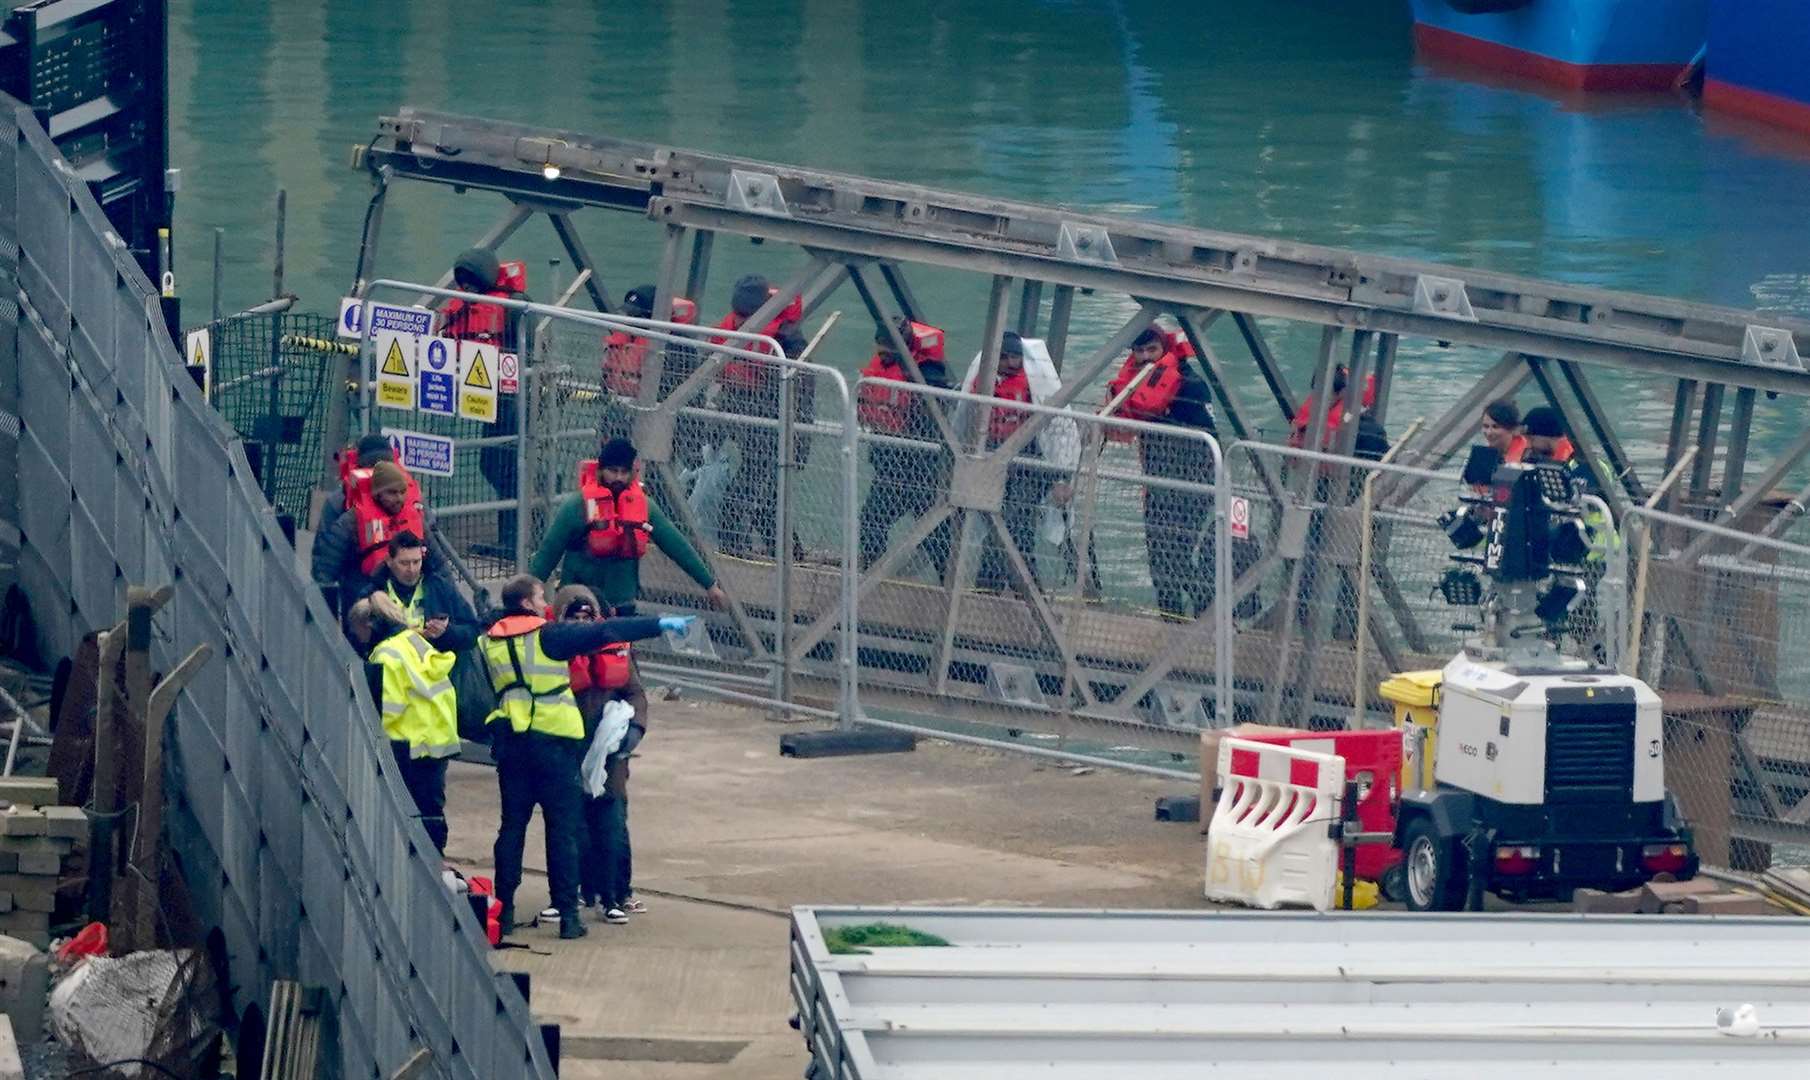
[
  {"x1": 554, "y1": 586, "x2": 647, "y2": 925},
  {"x1": 1109, "y1": 325, "x2": 1221, "y2": 619},
  {"x1": 975, "y1": 331, "x2": 1066, "y2": 592},
  {"x1": 482, "y1": 574, "x2": 684, "y2": 938},
  {"x1": 1520, "y1": 405, "x2": 1596, "y2": 495},
  {"x1": 713, "y1": 274, "x2": 813, "y2": 559},
  {"x1": 312, "y1": 459, "x2": 444, "y2": 621},
  {"x1": 531, "y1": 437, "x2": 726, "y2": 614},
  {"x1": 857, "y1": 318, "x2": 956, "y2": 578},
  {"x1": 1288, "y1": 365, "x2": 1377, "y2": 450},
  {"x1": 317, "y1": 433, "x2": 394, "y2": 540},
  {"x1": 440, "y1": 246, "x2": 530, "y2": 557},
  {"x1": 600, "y1": 285, "x2": 708, "y2": 507},
  {"x1": 1465, "y1": 399, "x2": 1528, "y2": 502},
  {"x1": 353, "y1": 531, "x2": 479, "y2": 654}
]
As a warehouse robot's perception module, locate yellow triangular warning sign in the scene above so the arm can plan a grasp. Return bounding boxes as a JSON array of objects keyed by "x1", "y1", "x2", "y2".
[
  {"x1": 463, "y1": 352, "x2": 492, "y2": 390},
  {"x1": 191, "y1": 340, "x2": 206, "y2": 366},
  {"x1": 381, "y1": 339, "x2": 411, "y2": 377}
]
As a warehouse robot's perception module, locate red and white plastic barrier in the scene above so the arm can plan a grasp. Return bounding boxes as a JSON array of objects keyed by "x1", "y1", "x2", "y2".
[{"x1": 1204, "y1": 737, "x2": 1344, "y2": 911}]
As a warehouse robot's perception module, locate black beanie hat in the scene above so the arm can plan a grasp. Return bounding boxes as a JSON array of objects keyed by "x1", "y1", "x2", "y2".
[
  {"x1": 1522, "y1": 406, "x2": 1565, "y2": 438},
  {"x1": 355, "y1": 433, "x2": 393, "y2": 467},
  {"x1": 623, "y1": 284, "x2": 657, "y2": 318},
  {"x1": 731, "y1": 274, "x2": 771, "y2": 319},
  {"x1": 1000, "y1": 331, "x2": 1024, "y2": 357},
  {"x1": 599, "y1": 437, "x2": 638, "y2": 469},
  {"x1": 1133, "y1": 326, "x2": 1162, "y2": 348}
]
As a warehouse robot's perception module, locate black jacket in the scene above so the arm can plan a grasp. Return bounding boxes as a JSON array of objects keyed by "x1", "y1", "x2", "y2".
[
  {"x1": 483, "y1": 614, "x2": 666, "y2": 661},
  {"x1": 1139, "y1": 358, "x2": 1217, "y2": 481},
  {"x1": 311, "y1": 512, "x2": 449, "y2": 615},
  {"x1": 356, "y1": 567, "x2": 482, "y2": 655}
]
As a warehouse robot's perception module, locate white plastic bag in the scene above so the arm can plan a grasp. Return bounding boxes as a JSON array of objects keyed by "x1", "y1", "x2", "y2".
[
  {"x1": 682, "y1": 440, "x2": 738, "y2": 549},
  {"x1": 581, "y1": 699, "x2": 636, "y2": 798}
]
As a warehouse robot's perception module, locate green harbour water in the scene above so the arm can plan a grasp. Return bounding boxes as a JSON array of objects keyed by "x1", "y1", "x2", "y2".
[{"x1": 170, "y1": 0, "x2": 1810, "y2": 467}]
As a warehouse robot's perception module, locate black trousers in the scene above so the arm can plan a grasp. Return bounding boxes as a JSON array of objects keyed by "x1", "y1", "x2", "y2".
[
  {"x1": 492, "y1": 730, "x2": 584, "y2": 915},
  {"x1": 977, "y1": 464, "x2": 1051, "y2": 591},
  {"x1": 859, "y1": 444, "x2": 952, "y2": 578},
  {"x1": 390, "y1": 742, "x2": 449, "y2": 854},
  {"x1": 1144, "y1": 488, "x2": 1215, "y2": 618},
  {"x1": 581, "y1": 764, "x2": 632, "y2": 907},
  {"x1": 480, "y1": 404, "x2": 519, "y2": 553}
]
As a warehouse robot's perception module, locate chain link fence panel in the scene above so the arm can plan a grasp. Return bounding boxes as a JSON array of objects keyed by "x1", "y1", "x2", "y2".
[
  {"x1": 0, "y1": 96, "x2": 557, "y2": 1080},
  {"x1": 1628, "y1": 505, "x2": 1810, "y2": 871},
  {"x1": 192, "y1": 311, "x2": 339, "y2": 527},
  {"x1": 1224, "y1": 441, "x2": 1470, "y2": 731},
  {"x1": 352, "y1": 287, "x2": 863, "y2": 719},
  {"x1": 842, "y1": 379, "x2": 1227, "y2": 771}
]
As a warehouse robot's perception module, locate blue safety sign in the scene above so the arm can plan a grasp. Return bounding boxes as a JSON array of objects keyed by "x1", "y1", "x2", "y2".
[
  {"x1": 382, "y1": 427, "x2": 456, "y2": 477},
  {"x1": 368, "y1": 304, "x2": 433, "y2": 336},
  {"x1": 419, "y1": 336, "x2": 457, "y2": 415},
  {"x1": 339, "y1": 296, "x2": 434, "y2": 340}
]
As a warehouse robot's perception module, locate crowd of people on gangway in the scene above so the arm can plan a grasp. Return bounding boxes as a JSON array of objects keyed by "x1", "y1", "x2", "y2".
[{"x1": 308, "y1": 244, "x2": 1604, "y2": 945}]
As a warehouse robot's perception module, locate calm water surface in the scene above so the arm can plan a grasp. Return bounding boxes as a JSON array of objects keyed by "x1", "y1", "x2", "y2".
[{"x1": 167, "y1": 0, "x2": 1810, "y2": 466}]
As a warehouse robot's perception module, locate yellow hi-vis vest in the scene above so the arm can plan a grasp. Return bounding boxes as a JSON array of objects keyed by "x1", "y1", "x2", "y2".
[
  {"x1": 370, "y1": 629, "x2": 460, "y2": 758},
  {"x1": 479, "y1": 615, "x2": 584, "y2": 739},
  {"x1": 386, "y1": 578, "x2": 426, "y2": 628}
]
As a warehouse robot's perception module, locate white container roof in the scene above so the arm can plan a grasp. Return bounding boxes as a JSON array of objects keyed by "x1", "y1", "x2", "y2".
[{"x1": 790, "y1": 907, "x2": 1810, "y2": 1079}]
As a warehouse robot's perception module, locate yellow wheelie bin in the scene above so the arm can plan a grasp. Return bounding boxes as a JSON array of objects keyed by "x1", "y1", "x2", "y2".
[{"x1": 1378, "y1": 670, "x2": 1442, "y2": 793}]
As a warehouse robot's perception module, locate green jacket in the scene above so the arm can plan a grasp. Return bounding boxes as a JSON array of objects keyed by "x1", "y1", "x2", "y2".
[{"x1": 531, "y1": 493, "x2": 715, "y2": 609}]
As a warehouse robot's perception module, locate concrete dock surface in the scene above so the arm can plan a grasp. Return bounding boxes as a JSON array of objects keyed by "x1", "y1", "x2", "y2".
[{"x1": 441, "y1": 692, "x2": 1204, "y2": 1079}]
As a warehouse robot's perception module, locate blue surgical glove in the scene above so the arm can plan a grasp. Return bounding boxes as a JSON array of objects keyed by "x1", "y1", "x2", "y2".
[{"x1": 658, "y1": 614, "x2": 697, "y2": 634}]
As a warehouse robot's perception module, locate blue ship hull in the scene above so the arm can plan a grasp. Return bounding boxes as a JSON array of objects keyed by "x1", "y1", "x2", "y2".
[
  {"x1": 1409, "y1": 0, "x2": 1707, "y2": 91},
  {"x1": 1704, "y1": 0, "x2": 1810, "y2": 138}
]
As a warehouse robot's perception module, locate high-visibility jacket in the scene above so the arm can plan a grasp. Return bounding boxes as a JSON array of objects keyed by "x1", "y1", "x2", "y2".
[
  {"x1": 370, "y1": 629, "x2": 460, "y2": 759},
  {"x1": 604, "y1": 297, "x2": 698, "y2": 396},
  {"x1": 385, "y1": 579, "x2": 426, "y2": 628},
  {"x1": 986, "y1": 369, "x2": 1035, "y2": 446},
  {"x1": 576, "y1": 460, "x2": 652, "y2": 559},
  {"x1": 715, "y1": 293, "x2": 804, "y2": 390},
  {"x1": 346, "y1": 470, "x2": 426, "y2": 578},
  {"x1": 479, "y1": 615, "x2": 585, "y2": 739}
]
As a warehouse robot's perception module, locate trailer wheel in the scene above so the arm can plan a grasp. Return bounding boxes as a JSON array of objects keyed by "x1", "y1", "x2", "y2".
[
  {"x1": 1379, "y1": 862, "x2": 1408, "y2": 904},
  {"x1": 1403, "y1": 817, "x2": 1465, "y2": 912}
]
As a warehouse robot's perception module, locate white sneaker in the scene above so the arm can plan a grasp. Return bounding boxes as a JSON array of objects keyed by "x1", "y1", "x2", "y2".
[
  {"x1": 600, "y1": 906, "x2": 630, "y2": 925},
  {"x1": 539, "y1": 905, "x2": 559, "y2": 920}
]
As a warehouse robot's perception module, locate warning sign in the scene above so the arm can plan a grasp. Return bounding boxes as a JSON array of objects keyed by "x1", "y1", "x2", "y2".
[
  {"x1": 458, "y1": 339, "x2": 499, "y2": 423},
  {"x1": 381, "y1": 427, "x2": 456, "y2": 477},
  {"x1": 418, "y1": 336, "x2": 457, "y2": 416},
  {"x1": 374, "y1": 330, "x2": 418, "y2": 411},
  {"x1": 184, "y1": 327, "x2": 211, "y2": 396},
  {"x1": 499, "y1": 351, "x2": 519, "y2": 394},
  {"x1": 1229, "y1": 496, "x2": 1251, "y2": 541}
]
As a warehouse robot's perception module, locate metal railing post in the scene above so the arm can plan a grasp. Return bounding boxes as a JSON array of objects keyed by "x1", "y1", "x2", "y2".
[{"x1": 514, "y1": 331, "x2": 533, "y2": 568}]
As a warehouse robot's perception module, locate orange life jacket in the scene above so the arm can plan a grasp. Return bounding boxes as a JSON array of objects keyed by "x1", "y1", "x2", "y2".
[
  {"x1": 568, "y1": 642, "x2": 633, "y2": 693},
  {"x1": 441, "y1": 260, "x2": 525, "y2": 342},
  {"x1": 346, "y1": 467, "x2": 426, "y2": 578},
  {"x1": 715, "y1": 292, "x2": 804, "y2": 391},
  {"x1": 603, "y1": 297, "x2": 698, "y2": 397},
  {"x1": 577, "y1": 460, "x2": 652, "y2": 559},
  {"x1": 1289, "y1": 373, "x2": 1379, "y2": 449},
  {"x1": 487, "y1": 613, "x2": 545, "y2": 639},
  {"x1": 1105, "y1": 332, "x2": 1196, "y2": 441},
  {"x1": 856, "y1": 322, "x2": 946, "y2": 434},
  {"x1": 986, "y1": 369, "x2": 1035, "y2": 445}
]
